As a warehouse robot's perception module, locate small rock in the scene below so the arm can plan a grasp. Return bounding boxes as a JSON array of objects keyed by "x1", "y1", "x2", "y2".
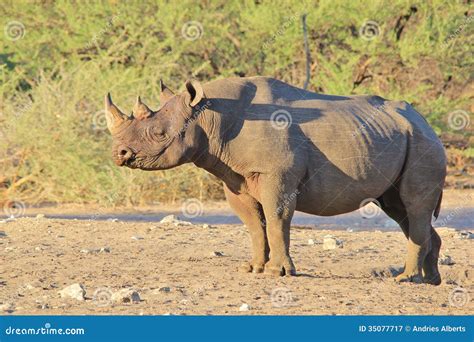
[
  {"x1": 4, "y1": 247, "x2": 14, "y2": 252},
  {"x1": 323, "y1": 235, "x2": 343, "y2": 250},
  {"x1": 0, "y1": 231, "x2": 6, "y2": 237},
  {"x1": 131, "y1": 236, "x2": 144, "y2": 240},
  {"x1": 58, "y1": 283, "x2": 85, "y2": 301},
  {"x1": 439, "y1": 254, "x2": 455, "y2": 265},
  {"x1": 107, "y1": 218, "x2": 119, "y2": 222},
  {"x1": 158, "y1": 286, "x2": 171, "y2": 293},
  {"x1": 111, "y1": 288, "x2": 140, "y2": 303},
  {"x1": 35, "y1": 213, "x2": 45, "y2": 219},
  {"x1": 81, "y1": 247, "x2": 111, "y2": 254},
  {"x1": 239, "y1": 303, "x2": 250, "y2": 311},
  {"x1": 160, "y1": 214, "x2": 193, "y2": 226},
  {"x1": 307, "y1": 239, "x2": 315, "y2": 245},
  {"x1": 457, "y1": 231, "x2": 473, "y2": 239},
  {"x1": 0, "y1": 303, "x2": 15, "y2": 313},
  {"x1": 210, "y1": 251, "x2": 224, "y2": 257},
  {"x1": 346, "y1": 228, "x2": 354, "y2": 232},
  {"x1": 160, "y1": 214, "x2": 178, "y2": 223},
  {"x1": 202, "y1": 224, "x2": 210, "y2": 228}
]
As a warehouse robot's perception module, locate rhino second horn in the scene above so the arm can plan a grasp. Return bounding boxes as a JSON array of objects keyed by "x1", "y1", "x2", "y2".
[{"x1": 133, "y1": 96, "x2": 153, "y2": 120}]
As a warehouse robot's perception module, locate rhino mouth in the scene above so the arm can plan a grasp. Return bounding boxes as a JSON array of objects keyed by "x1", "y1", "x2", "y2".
[{"x1": 125, "y1": 139, "x2": 174, "y2": 170}]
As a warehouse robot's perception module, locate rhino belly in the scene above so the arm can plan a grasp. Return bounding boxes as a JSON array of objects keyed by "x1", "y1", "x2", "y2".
[{"x1": 295, "y1": 132, "x2": 407, "y2": 216}]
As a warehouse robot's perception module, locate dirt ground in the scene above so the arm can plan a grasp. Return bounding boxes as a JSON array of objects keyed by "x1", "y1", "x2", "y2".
[{"x1": 0, "y1": 191, "x2": 472, "y2": 315}]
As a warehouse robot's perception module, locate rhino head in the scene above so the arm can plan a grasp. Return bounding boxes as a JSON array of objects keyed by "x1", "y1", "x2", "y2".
[{"x1": 104, "y1": 79, "x2": 205, "y2": 170}]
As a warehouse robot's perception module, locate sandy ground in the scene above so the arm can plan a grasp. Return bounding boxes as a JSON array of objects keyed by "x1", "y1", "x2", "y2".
[{"x1": 0, "y1": 205, "x2": 472, "y2": 315}]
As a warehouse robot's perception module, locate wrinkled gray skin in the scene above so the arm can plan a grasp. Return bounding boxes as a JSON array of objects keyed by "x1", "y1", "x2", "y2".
[{"x1": 105, "y1": 77, "x2": 446, "y2": 285}]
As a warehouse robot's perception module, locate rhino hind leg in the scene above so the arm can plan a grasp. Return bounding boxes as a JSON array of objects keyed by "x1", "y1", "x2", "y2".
[
  {"x1": 380, "y1": 185, "x2": 442, "y2": 285},
  {"x1": 223, "y1": 184, "x2": 269, "y2": 273}
]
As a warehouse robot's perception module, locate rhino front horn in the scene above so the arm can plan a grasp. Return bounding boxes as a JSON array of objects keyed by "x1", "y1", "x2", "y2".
[{"x1": 104, "y1": 93, "x2": 129, "y2": 132}]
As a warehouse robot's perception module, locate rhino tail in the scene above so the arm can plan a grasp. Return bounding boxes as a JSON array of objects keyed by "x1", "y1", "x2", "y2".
[{"x1": 433, "y1": 190, "x2": 443, "y2": 220}]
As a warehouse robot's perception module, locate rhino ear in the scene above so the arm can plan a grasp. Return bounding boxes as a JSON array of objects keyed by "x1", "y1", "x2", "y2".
[
  {"x1": 133, "y1": 96, "x2": 153, "y2": 120},
  {"x1": 185, "y1": 79, "x2": 204, "y2": 107},
  {"x1": 104, "y1": 93, "x2": 128, "y2": 133},
  {"x1": 159, "y1": 79, "x2": 175, "y2": 104}
]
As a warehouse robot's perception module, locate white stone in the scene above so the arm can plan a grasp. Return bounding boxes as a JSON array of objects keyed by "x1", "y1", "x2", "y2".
[
  {"x1": 239, "y1": 303, "x2": 250, "y2": 311},
  {"x1": 58, "y1": 283, "x2": 85, "y2": 301},
  {"x1": 111, "y1": 288, "x2": 140, "y2": 303},
  {"x1": 307, "y1": 239, "x2": 315, "y2": 245},
  {"x1": 323, "y1": 235, "x2": 343, "y2": 250},
  {"x1": 439, "y1": 254, "x2": 455, "y2": 265}
]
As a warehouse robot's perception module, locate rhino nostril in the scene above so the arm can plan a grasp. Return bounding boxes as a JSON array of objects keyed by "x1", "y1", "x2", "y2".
[{"x1": 118, "y1": 147, "x2": 133, "y2": 161}]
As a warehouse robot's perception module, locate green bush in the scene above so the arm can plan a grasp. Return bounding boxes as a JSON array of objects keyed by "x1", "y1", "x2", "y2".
[{"x1": 0, "y1": 0, "x2": 472, "y2": 205}]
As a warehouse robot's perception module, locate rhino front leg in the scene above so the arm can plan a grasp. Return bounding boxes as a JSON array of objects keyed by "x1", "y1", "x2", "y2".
[
  {"x1": 258, "y1": 174, "x2": 298, "y2": 276},
  {"x1": 223, "y1": 184, "x2": 269, "y2": 273}
]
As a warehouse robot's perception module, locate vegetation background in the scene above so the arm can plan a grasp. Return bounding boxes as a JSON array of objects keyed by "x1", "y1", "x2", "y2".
[{"x1": 0, "y1": 0, "x2": 472, "y2": 207}]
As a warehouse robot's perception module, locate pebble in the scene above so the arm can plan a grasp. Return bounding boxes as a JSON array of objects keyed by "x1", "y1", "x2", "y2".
[
  {"x1": 158, "y1": 286, "x2": 171, "y2": 293},
  {"x1": 35, "y1": 214, "x2": 45, "y2": 219},
  {"x1": 131, "y1": 236, "x2": 144, "y2": 240},
  {"x1": 111, "y1": 288, "x2": 140, "y2": 303},
  {"x1": 457, "y1": 231, "x2": 473, "y2": 239},
  {"x1": 58, "y1": 283, "x2": 85, "y2": 301},
  {"x1": 210, "y1": 251, "x2": 224, "y2": 257},
  {"x1": 107, "y1": 218, "x2": 119, "y2": 222},
  {"x1": 160, "y1": 214, "x2": 193, "y2": 226},
  {"x1": 0, "y1": 303, "x2": 15, "y2": 313},
  {"x1": 307, "y1": 239, "x2": 315, "y2": 245},
  {"x1": 439, "y1": 254, "x2": 455, "y2": 265},
  {"x1": 239, "y1": 303, "x2": 250, "y2": 311},
  {"x1": 0, "y1": 231, "x2": 6, "y2": 237},
  {"x1": 323, "y1": 235, "x2": 344, "y2": 250},
  {"x1": 80, "y1": 247, "x2": 111, "y2": 254}
]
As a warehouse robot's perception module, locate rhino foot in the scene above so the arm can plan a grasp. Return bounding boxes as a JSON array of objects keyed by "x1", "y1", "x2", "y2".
[
  {"x1": 394, "y1": 272, "x2": 423, "y2": 284},
  {"x1": 263, "y1": 259, "x2": 296, "y2": 277},
  {"x1": 238, "y1": 261, "x2": 265, "y2": 274}
]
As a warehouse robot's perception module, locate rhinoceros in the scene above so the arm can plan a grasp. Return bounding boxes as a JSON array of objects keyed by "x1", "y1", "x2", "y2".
[{"x1": 104, "y1": 76, "x2": 446, "y2": 285}]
